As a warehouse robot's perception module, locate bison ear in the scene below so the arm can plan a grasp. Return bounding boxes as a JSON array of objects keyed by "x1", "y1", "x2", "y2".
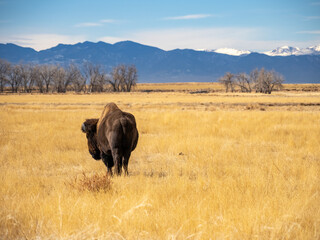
[{"x1": 81, "y1": 122, "x2": 86, "y2": 133}]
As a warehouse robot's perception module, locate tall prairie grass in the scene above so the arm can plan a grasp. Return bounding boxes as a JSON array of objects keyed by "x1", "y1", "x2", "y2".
[{"x1": 0, "y1": 90, "x2": 319, "y2": 239}]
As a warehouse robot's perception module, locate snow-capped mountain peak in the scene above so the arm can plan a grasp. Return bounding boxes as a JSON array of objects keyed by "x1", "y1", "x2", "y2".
[
  {"x1": 263, "y1": 45, "x2": 320, "y2": 56},
  {"x1": 212, "y1": 48, "x2": 251, "y2": 56},
  {"x1": 306, "y1": 45, "x2": 320, "y2": 52},
  {"x1": 264, "y1": 46, "x2": 301, "y2": 56},
  {"x1": 204, "y1": 48, "x2": 251, "y2": 56},
  {"x1": 203, "y1": 44, "x2": 320, "y2": 56}
]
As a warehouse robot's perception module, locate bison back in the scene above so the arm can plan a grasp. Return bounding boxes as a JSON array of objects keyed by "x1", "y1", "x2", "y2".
[{"x1": 98, "y1": 111, "x2": 138, "y2": 154}]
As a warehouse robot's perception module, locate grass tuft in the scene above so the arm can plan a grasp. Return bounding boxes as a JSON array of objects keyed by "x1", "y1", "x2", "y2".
[{"x1": 67, "y1": 172, "x2": 112, "y2": 192}]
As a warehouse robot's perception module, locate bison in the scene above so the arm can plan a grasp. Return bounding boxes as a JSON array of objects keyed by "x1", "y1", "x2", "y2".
[{"x1": 81, "y1": 103, "x2": 138, "y2": 176}]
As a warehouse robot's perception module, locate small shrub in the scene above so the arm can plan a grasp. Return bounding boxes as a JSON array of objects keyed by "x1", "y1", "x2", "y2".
[{"x1": 67, "y1": 172, "x2": 112, "y2": 192}]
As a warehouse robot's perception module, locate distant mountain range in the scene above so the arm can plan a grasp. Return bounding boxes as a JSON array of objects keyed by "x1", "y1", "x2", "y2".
[{"x1": 0, "y1": 41, "x2": 320, "y2": 83}]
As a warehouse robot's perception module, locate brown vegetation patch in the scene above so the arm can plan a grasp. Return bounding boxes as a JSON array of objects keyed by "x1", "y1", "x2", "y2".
[{"x1": 67, "y1": 172, "x2": 112, "y2": 192}]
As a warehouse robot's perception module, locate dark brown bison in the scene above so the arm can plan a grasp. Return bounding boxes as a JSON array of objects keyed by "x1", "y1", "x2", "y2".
[{"x1": 81, "y1": 103, "x2": 138, "y2": 176}]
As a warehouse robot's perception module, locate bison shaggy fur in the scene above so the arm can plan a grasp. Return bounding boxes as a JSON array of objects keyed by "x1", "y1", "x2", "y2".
[{"x1": 82, "y1": 103, "x2": 138, "y2": 176}]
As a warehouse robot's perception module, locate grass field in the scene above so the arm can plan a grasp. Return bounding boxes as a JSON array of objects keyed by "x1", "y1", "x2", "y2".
[{"x1": 0, "y1": 84, "x2": 320, "y2": 239}]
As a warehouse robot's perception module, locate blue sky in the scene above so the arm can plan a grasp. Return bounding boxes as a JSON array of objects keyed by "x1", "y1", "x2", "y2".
[{"x1": 0, "y1": 0, "x2": 319, "y2": 51}]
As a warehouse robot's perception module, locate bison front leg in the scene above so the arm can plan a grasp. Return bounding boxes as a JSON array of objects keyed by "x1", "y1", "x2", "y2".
[
  {"x1": 101, "y1": 152, "x2": 114, "y2": 176},
  {"x1": 112, "y1": 148, "x2": 123, "y2": 176}
]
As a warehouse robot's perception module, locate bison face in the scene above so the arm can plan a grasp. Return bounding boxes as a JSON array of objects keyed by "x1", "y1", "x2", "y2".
[{"x1": 81, "y1": 119, "x2": 101, "y2": 160}]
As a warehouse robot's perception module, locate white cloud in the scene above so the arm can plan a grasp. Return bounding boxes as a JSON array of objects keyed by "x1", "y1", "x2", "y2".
[
  {"x1": 75, "y1": 22, "x2": 102, "y2": 27},
  {"x1": 100, "y1": 19, "x2": 116, "y2": 23},
  {"x1": 0, "y1": 34, "x2": 86, "y2": 50},
  {"x1": 164, "y1": 14, "x2": 212, "y2": 20},
  {"x1": 75, "y1": 19, "x2": 117, "y2": 27}
]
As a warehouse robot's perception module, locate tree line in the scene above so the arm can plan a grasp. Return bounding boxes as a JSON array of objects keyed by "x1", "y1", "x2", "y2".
[
  {"x1": 0, "y1": 59, "x2": 138, "y2": 93},
  {"x1": 219, "y1": 68, "x2": 284, "y2": 94}
]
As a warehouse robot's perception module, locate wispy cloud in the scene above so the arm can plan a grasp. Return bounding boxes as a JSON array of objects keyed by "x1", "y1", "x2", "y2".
[
  {"x1": 164, "y1": 14, "x2": 212, "y2": 20},
  {"x1": 100, "y1": 19, "x2": 116, "y2": 23},
  {"x1": 0, "y1": 34, "x2": 86, "y2": 50},
  {"x1": 75, "y1": 19, "x2": 117, "y2": 27},
  {"x1": 311, "y1": 2, "x2": 320, "y2": 5},
  {"x1": 75, "y1": 22, "x2": 102, "y2": 27},
  {"x1": 297, "y1": 30, "x2": 320, "y2": 34}
]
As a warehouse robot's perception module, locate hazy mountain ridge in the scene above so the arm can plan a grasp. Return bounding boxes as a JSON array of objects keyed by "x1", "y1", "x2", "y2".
[{"x1": 0, "y1": 41, "x2": 319, "y2": 83}]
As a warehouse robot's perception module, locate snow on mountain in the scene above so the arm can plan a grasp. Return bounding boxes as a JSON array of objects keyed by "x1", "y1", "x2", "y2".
[
  {"x1": 302, "y1": 45, "x2": 320, "y2": 55},
  {"x1": 206, "y1": 48, "x2": 251, "y2": 56},
  {"x1": 264, "y1": 45, "x2": 320, "y2": 56},
  {"x1": 203, "y1": 45, "x2": 320, "y2": 56},
  {"x1": 264, "y1": 46, "x2": 300, "y2": 56}
]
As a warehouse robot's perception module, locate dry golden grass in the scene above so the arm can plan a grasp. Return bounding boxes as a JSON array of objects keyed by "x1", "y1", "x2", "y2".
[
  {"x1": 0, "y1": 87, "x2": 320, "y2": 239},
  {"x1": 136, "y1": 82, "x2": 320, "y2": 93},
  {"x1": 136, "y1": 82, "x2": 224, "y2": 92}
]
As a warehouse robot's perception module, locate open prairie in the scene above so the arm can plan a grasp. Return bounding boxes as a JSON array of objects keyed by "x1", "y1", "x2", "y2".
[{"x1": 1, "y1": 85, "x2": 320, "y2": 239}]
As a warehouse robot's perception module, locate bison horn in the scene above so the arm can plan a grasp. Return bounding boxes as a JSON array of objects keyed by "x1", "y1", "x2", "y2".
[{"x1": 81, "y1": 123, "x2": 86, "y2": 133}]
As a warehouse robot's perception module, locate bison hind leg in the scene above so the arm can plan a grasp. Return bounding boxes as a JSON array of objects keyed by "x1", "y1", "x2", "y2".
[
  {"x1": 101, "y1": 152, "x2": 114, "y2": 176},
  {"x1": 123, "y1": 151, "x2": 131, "y2": 176},
  {"x1": 112, "y1": 148, "x2": 123, "y2": 176}
]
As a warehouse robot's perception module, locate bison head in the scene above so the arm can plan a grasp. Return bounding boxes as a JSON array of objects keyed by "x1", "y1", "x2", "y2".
[{"x1": 81, "y1": 118, "x2": 101, "y2": 160}]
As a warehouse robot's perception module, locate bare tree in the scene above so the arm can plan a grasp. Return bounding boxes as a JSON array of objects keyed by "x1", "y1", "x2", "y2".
[
  {"x1": 253, "y1": 68, "x2": 284, "y2": 94},
  {"x1": 19, "y1": 63, "x2": 35, "y2": 93},
  {"x1": 72, "y1": 72, "x2": 86, "y2": 92},
  {"x1": 125, "y1": 65, "x2": 137, "y2": 92},
  {"x1": 39, "y1": 65, "x2": 55, "y2": 93},
  {"x1": 110, "y1": 64, "x2": 138, "y2": 92},
  {"x1": 254, "y1": 68, "x2": 267, "y2": 93},
  {"x1": 0, "y1": 59, "x2": 10, "y2": 92},
  {"x1": 35, "y1": 66, "x2": 45, "y2": 93},
  {"x1": 219, "y1": 72, "x2": 235, "y2": 92},
  {"x1": 52, "y1": 65, "x2": 66, "y2": 93},
  {"x1": 234, "y1": 73, "x2": 252, "y2": 92},
  {"x1": 97, "y1": 73, "x2": 107, "y2": 92},
  {"x1": 66, "y1": 64, "x2": 85, "y2": 92},
  {"x1": 8, "y1": 64, "x2": 22, "y2": 93},
  {"x1": 249, "y1": 68, "x2": 258, "y2": 91},
  {"x1": 83, "y1": 62, "x2": 106, "y2": 92},
  {"x1": 263, "y1": 70, "x2": 284, "y2": 94},
  {"x1": 29, "y1": 65, "x2": 40, "y2": 93},
  {"x1": 110, "y1": 65, "x2": 125, "y2": 92},
  {"x1": 219, "y1": 68, "x2": 284, "y2": 94},
  {"x1": 0, "y1": 62, "x2": 138, "y2": 94}
]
